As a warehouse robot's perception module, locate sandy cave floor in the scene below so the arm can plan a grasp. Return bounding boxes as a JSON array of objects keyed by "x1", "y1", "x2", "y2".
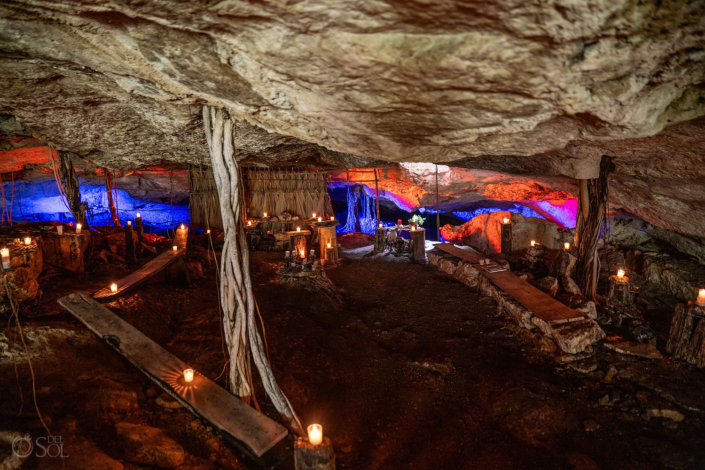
[{"x1": 1, "y1": 233, "x2": 705, "y2": 470}]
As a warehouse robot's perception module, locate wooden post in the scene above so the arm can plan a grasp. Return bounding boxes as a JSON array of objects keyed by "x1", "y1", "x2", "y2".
[
  {"x1": 667, "y1": 303, "x2": 705, "y2": 368},
  {"x1": 325, "y1": 246, "x2": 336, "y2": 264},
  {"x1": 295, "y1": 437, "x2": 335, "y2": 470},
  {"x1": 374, "y1": 227, "x2": 386, "y2": 254},
  {"x1": 500, "y1": 222, "x2": 513, "y2": 255},
  {"x1": 435, "y1": 165, "x2": 440, "y2": 241},
  {"x1": 105, "y1": 170, "x2": 121, "y2": 227},
  {"x1": 318, "y1": 225, "x2": 338, "y2": 261},
  {"x1": 124, "y1": 224, "x2": 137, "y2": 265},
  {"x1": 374, "y1": 169, "x2": 380, "y2": 228},
  {"x1": 135, "y1": 215, "x2": 145, "y2": 257},
  {"x1": 410, "y1": 228, "x2": 426, "y2": 263}
]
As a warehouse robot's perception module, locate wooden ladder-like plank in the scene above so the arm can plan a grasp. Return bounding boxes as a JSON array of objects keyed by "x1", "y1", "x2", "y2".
[
  {"x1": 436, "y1": 243, "x2": 585, "y2": 324},
  {"x1": 58, "y1": 292, "x2": 289, "y2": 460},
  {"x1": 94, "y1": 227, "x2": 188, "y2": 301}
]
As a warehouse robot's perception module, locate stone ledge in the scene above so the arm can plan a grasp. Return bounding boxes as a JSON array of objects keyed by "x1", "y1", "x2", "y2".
[{"x1": 428, "y1": 247, "x2": 605, "y2": 354}]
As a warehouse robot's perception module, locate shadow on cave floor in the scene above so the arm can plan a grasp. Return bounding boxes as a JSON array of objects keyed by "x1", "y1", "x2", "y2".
[{"x1": 1, "y1": 233, "x2": 703, "y2": 469}]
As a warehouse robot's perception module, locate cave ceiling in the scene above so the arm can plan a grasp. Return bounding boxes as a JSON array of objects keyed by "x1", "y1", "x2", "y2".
[{"x1": 0, "y1": 0, "x2": 704, "y2": 236}]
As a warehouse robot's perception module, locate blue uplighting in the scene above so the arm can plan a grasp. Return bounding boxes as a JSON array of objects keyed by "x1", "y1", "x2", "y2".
[{"x1": 452, "y1": 204, "x2": 546, "y2": 222}]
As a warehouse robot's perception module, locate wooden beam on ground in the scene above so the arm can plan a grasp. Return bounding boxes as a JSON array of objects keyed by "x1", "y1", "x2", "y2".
[
  {"x1": 58, "y1": 292, "x2": 290, "y2": 464},
  {"x1": 93, "y1": 226, "x2": 188, "y2": 301},
  {"x1": 435, "y1": 243, "x2": 585, "y2": 324}
]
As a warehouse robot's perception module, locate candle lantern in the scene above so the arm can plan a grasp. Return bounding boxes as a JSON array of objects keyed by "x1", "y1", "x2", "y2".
[
  {"x1": 697, "y1": 288, "x2": 705, "y2": 307},
  {"x1": 183, "y1": 369, "x2": 194, "y2": 383},
  {"x1": 307, "y1": 424, "x2": 323, "y2": 446},
  {"x1": 110, "y1": 283, "x2": 118, "y2": 293},
  {"x1": 76, "y1": 223, "x2": 82, "y2": 234},
  {"x1": 2, "y1": 248, "x2": 10, "y2": 270},
  {"x1": 24, "y1": 237, "x2": 31, "y2": 245}
]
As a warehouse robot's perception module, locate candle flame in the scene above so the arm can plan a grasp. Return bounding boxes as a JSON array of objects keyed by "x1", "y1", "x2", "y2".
[
  {"x1": 1, "y1": 248, "x2": 8, "y2": 256},
  {"x1": 318, "y1": 217, "x2": 322, "y2": 222},
  {"x1": 263, "y1": 212, "x2": 267, "y2": 217},
  {"x1": 300, "y1": 250, "x2": 305, "y2": 258},
  {"x1": 180, "y1": 224, "x2": 185, "y2": 230},
  {"x1": 617, "y1": 269, "x2": 625, "y2": 278},
  {"x1": 136, "y1": 213, "x2": 141, "y2": 218},
  {"x1": 503, "y1": 218, "x2": 510, "y2": 224},
  {"x1": 127, "y1": 220, "x2": 132, "y2": 225},
  {"x1": 248, "y1": 221, "x2": 252, "y2": 226},
  {"x1": 307, "y1": 424, "x2": 323, "y2": 446},
  {"x1": 564, "y1": 242, "x2": 570, "y2": 250},
  {"x1": 207, "y1": 229, "x2": 211, "y2": 234},
  {"x1": 312, "y1": 213, "x2": 316, "y2": 218},
  {"x1": 297, "y1": 227, "x2": 301, "y2": 232},
  {"x1": 327, "y1": 242, "x2": 331, "y2": 249},
  {"x1": 183, "y1": 369, "x2": 194, "y2": 383},
  {"x1": 699, "y1": 288, "x2": 705, "y2": 296},
  {"x1": 330, "y1": 216, "x2": 334, "y2": 220},
  {"x1": 173, "y1": 245, "x2": 177, "y2": 251},
  {"x1": 24, "y1": 237, "x2": 31, "y2": 245},
  {"x1": 110, "y1": 283, "x2": 117, "y2": 293},
  {"x1": 530, "y1": 240, "x2": 536, "y2": 247}
]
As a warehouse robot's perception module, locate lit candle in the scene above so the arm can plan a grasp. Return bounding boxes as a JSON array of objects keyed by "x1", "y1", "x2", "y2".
[
  {"x1": 136, "y1": 213, "x2": 141, "y2": 218},
  {"x1": 300, "y1": 249, "x2": 305, "y2": 258},
  {"x1": 318, "y1": 217, "x2": 322, "y2": 222},
  {"x1": 411, "y1": 226, "x2": 416, "y2": 231},
  {"x1": 312, "y1": 213, "x2": 316, "y2": 218},
  {"x1": 183, "y1": 369, "x2": 194, "y2": 383},
  {"x1": 24, "y1": 237, "x2": 31, "y2": 245},
  {"x1": 503, "y1": 218, "x2": 510, "y2": 224},
  {"x1": 307, "y1": 424, "x2": 322, "y2": 446},
  {"x1": 564, "y1": 242, "x2": 570, "y2": 250},
  {"x1": 248, "y1": 221, "x2": 252, "y2": 226},
  {"x1": 327, "y1": 242, "x2": 331, "y2": 249},
  {"x1": 530, "y1": 240, "x2": 536, "y2": 247},
  {"x1": 297, "y1": 227, "x2": 301, "y2": 232},
  {"x1": 263, "y1": 212, "x2": 268, "y2": 217},
  {"x1": 180, "y1": 224, "x2": 185, "y2": 230},
  {"x1": 76, "y1": 223, "x2": 82, "y2": 234},
  {"x1": 696, "y1": 288, "x2": 705, "y2": 306},
  {"x1": 173, "y1": 245, "x2": 178, "y2": 251},
  {"x1": 397, "y1": 219, "x2": 402, "y2": 225},
  {"x1": 379, "y1": 223, "x2": 383, "y2": 228},
  {"x1": 330, "y1": 216, "x2": 334, "y2": 221},
  {"x1": 127, "y1": 220, "x2": 132, "y2": 225},
  {"x1": 2, "y1": 248, "x2": 10, "y2": 269},
  {"x1": 110, "y1": 283, "x2": 118, "y2": 293},
  {"x1": 617, "y1": 269, "x2": 625, "y2": 279},
  {"x1": 207, "y1": 229, "x2": 211, "y2": 234}
]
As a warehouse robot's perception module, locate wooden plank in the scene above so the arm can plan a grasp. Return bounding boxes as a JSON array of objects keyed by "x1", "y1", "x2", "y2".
[
  {"x1": 94, "y1": 227, "x2": 188, "y2": 301},
  {"x1": 58, "y1": 292, "x2": 289, "y2": 459},
  {"x1": 436, "y1": 243, "x2": 585, "y2": 324}
]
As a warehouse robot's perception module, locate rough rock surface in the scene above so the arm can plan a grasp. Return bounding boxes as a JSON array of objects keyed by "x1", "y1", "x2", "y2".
[
  {"x1": 114, "y1": 422, "x2": 185, "y2": 468},
  {"x1": 0, "y1": 0, "x2": 704, "y2": 239}
]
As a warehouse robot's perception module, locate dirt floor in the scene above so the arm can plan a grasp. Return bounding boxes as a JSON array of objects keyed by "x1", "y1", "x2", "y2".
[{"x1": 1, "y1": 233, "x2": 705, "y2": 469}]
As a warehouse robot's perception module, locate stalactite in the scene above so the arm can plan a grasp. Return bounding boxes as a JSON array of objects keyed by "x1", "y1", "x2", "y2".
[
  {"x1": 203, "y1": 105, "x2": 303, "y2": 435},
  {"x1": 575, "y1": 155, "x2": 615, "y2": 300},
  {"x1": 104, "y1": 170, "x2": 121, "y2": 227},
  {"x1": 56, "y1": 150, "x2": 88, "y2": 226}
]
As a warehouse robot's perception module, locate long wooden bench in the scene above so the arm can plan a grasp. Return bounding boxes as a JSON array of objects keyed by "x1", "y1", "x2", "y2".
[
  {"x1": 58, "y1": 292, "x2": 290, "y2": 463},
  {"x1": 94, "y1": 226, "x2": 188, "y2": 301},
  {"x1": 435, "y1": 243, "x2": 586, "y2": 324}
]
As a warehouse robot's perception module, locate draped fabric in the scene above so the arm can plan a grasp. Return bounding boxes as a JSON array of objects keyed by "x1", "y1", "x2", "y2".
[
  {"x1": 339, "y1": 186, "x2": 377, "y2": 235},
  {"x1": 246, "y1": 170, "x2": 330, "y2": 220}
]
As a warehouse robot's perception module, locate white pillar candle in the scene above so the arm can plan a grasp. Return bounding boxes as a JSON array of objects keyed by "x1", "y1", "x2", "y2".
[
  {"x1": 312, "y1": 213, "x2": 316, "y2": 218},
  {"x1": 318, "y1": 217, "x2": 322, "y2": 222},
  {"x1": 183, "y1": 369, "x2": 194, "y2": 383},
  {"x1": 297, "y1": 227, "x2": 301, "y2": 232},
  {"x1": 24, "y1": 237, "x2": 31, "y2": 245},
  {"x1": 136, "y1": 213, "x2": 141, "y2": 218},
  {"x1": 617, "y1": 269, "x2": 625, "y2": 279},
  {"x1": 330, "y1": 216, "x2": 334, "y2": 221},
  {"x1": 57, "y1": 225, "x2": 63, "y2": 235},
  {"x1": 110, "y1": 283, "x2": 118, "y2": 293},
  {"x1": 76, "y1": 223, "x2": 82, "y2": 234},
  {"x1": 2, "y1": 248, "x2": 10, "y2": 269},
  {"x1": 697, "y1": 289, "x2": 705, "y2": 306},
  {"x1": 307, "y1": 424, "x2": 322, "y2": 446},
  {"x1": 564, "y1": 242, "x2": 570, "y2": 250},
  {"x1": 173, "y1": 245, "x2": 177, "y2": 251}
]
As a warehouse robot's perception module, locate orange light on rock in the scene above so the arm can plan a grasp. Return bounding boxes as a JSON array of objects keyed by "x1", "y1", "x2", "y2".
[
  {"x1": 2, "y1": 247, "x2": 10, "y2": 269},
  {"x1": 307, "y1": 424, "x2": 322, "y2": 446},
  {"x1": 110, "y1": 283, "x2": 118, "y2": 293},
  {"x1": 564, "y1": 242, "x2": 570, "y2": 250},
  {"x1": 183, "y1": 369, "x2": 194, "y2": 383},
  {"x1": 24, "y1": 237, "x2": 31, "y2": 245},
  {"x1": 697, "y1": 289, "x2": 705, "y2": 306},
  {"x1": 530, "y1": 240, "x2": 536, "y2": 247}
]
